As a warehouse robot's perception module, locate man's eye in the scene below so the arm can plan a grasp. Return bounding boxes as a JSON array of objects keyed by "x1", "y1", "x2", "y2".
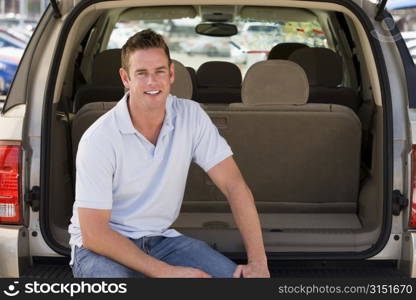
[{"x1": 157, "y1": 70, "x2": 166, "y2": 74}]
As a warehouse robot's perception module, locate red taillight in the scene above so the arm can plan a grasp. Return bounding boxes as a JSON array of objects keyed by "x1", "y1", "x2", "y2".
[
  {"x1": 410, "y1": 145, "x2": 416, "y2": 228},
  {"x1": 0, "y1": 142, "x2": 22, "y2": 224}
]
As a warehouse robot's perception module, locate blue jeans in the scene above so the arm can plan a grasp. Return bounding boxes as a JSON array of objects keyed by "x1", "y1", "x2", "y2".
[{"x1": 72, "y1": 235, "x2": 237, "y2": 278}]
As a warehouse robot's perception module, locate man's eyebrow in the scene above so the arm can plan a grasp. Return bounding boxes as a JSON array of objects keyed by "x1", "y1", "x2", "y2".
[{"x1": 134, "y1": 66, "x2": 167, "y2": 73}]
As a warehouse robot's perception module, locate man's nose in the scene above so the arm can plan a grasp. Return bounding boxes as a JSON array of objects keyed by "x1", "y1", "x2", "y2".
[{"x1": 146, "y1": 73, "x2": 157, "y2": 85}]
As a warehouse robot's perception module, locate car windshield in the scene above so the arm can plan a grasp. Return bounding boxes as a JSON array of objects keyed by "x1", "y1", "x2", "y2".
[{"x1": 107, "y1": 17, "x2": 328, "y2": 76}]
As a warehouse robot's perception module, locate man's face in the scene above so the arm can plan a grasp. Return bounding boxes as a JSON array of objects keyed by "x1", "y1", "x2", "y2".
[{"x1": 119, "y1": 47, "x2": 174, "y2": 111}]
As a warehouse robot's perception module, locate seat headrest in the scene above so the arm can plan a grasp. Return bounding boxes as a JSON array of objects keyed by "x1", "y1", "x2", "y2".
[
  {"x1": 289, "y1": 48, "x2": 342, "y2": 87},
  {"x1": 242, "y1": 60, "x2": 309, "y2": 105},
  {"x1": 171, "y1": 59, "x2": 193, "y2": 99},
  {"x1": 267, "y1": 43, "x2": 308, "y2": 60},
  {"x1": 92, "y1": 49, "x2": 123, "y2": 86},
  {"x1": 197, "y1": 61, "x2": 242, "y2": 88}
]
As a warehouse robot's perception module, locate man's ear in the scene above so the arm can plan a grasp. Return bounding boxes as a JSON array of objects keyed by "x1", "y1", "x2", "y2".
[
  {"x1": 119, "y1": 68, "x2": 130, "y2": 89},
  {"x1": 169, "y1": 62, "x2": 175, "y2": 85}
]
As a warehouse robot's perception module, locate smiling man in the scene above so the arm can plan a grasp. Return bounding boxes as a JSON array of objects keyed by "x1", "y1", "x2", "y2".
[{"x1": 68, "y1": 29, "x2": 269, "y2": 278}]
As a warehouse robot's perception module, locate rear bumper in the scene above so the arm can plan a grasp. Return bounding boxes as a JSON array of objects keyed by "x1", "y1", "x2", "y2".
[
  {"x1": 23, "y1": 257, "x2": 407, "y2": 279},
  {"x1": 0, "y1": 226, "x2": 30, "y2": 277}
]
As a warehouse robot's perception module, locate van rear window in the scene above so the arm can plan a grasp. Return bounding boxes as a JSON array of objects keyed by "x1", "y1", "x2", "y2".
[{"x1": 107, "y1": 17, "x2": 328, "y2": 75}]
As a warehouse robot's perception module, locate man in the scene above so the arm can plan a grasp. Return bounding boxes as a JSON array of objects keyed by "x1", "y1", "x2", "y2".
[{"x1": 68, "y1": 29, "x2": 269, "y2": 278}]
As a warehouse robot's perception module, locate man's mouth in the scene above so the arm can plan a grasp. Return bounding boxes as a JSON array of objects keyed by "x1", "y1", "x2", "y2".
[{"x1": 144, "y1": 90, "x2": 161, "y2": 95}]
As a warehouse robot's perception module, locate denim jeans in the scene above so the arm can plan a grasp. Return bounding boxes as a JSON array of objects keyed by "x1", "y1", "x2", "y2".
[{"x1": 72, "y1": 235, "x2": 237, "y2": 278}]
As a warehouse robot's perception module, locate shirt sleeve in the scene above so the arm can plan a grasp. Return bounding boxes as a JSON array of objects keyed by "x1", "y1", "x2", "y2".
[
  {"x1": 75, "y1": 135, "x2": 114, "y2": 209},
  {"x1": 192, "y1": 104, "x2": 233, "y2": 172}
]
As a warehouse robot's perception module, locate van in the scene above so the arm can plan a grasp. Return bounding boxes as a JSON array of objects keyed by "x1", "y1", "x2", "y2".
[{"x1": 0, "y1": 0, "x2": 415, "y2": 278}]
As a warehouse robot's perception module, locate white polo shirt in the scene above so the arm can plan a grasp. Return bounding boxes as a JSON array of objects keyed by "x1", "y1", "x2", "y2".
[{"x1": 68, "y1": 93, "x2": 233, "y2": 254}]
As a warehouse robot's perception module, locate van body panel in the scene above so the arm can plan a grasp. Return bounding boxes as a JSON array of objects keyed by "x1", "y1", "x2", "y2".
[
  {"x1": 0, "y1": 226, "x2": 30, "y2": 277},
  {"x1": 0, "y1": 104, "x2": 25, "y2": 140},
  {"x1": 400, "y1": 232, "x2": 416, "y2": 277},
  {"x1": 370, "y1": 234, "x2": 402, "y2": 259},
  {"x1": 28, "y1": 211, "x2": 61, "y2": 257}
]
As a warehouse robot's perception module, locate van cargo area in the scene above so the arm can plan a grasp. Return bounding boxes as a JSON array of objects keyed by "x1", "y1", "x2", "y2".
[{"x1": 38, "y1": 3, "x2": 395, "y2": 265}]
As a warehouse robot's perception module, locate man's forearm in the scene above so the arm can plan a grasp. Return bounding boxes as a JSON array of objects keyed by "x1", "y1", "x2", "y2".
[
  {"x1": 82, "y1": 227, "x2": 171, "y2": 277},
  {"x1": 225, "y1": 182, "x2": 267, "y2": 264}
]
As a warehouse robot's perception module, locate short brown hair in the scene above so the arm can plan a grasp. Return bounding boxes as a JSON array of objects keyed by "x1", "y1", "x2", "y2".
[{"x1": 121, "y1": 29, "x2": 171, "y2": 73}]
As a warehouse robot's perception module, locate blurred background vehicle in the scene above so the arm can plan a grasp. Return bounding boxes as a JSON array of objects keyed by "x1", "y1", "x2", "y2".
[
  {"x1": 181, "y1": 36, "x2": 231, "y2": 57},
  {"x1": 0, "y1": 12, "x2": 37, "y2": 31},
  {"x1": 0, "y1": 28, "x2": 26, "y2": 48},
  {"x1": 400, "y1": 30, "x2": 416, "y2": 43},
  {"x1": 388, "y1": 0, "x2": 416, "y2": 63},
  {"x1": 406, "y1": 38, "x2": 416, "y2": 62},
  {"x1": 0, "y1": 0, "x2": 47, "y2": 100},
  {"x1": 0, "y1": 46, "x2": 23, "y2": 94}
]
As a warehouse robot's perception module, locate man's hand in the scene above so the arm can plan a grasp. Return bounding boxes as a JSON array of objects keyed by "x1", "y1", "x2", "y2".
[
  {"x1": 232, "y1": 262, "x2": 270, "y2": 278},
  {"x1": 160, "y1": 265, "x2": 213, "y2": 278}
]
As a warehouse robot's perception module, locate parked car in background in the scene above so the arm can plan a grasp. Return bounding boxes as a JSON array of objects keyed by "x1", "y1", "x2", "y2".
[
  {"x1": 0, "y1": 29, "x2": 26, "y2": 49},
  {"x1": 406, "y1": 39, "x2": 416, "y2": 63},
  {"x1": 107, "y1": 23, "x2": 138, "y2": 49},
  {"x1": 181, "y1": 36, "x2": 231, "y2": 57},
  {"x1": 229, "y1": 22, "x2": 281, "y2": 67},
  {"x1": 0, "y1": 47, "x2": 23, "y2": 95},
  {"x1": 397, "y1": 31, "x2": 416, "y2": 63},
  {"x1": 0, "y1": 13, "x2": 35, "y2": 29},
  {"x1": 0, "y1": 21, "x2": 31, "y2": 101},
  {"x1": 241, "y1": 22, "x2": 282, "y2": 41},
  {"x1": 240, "y1": 22, "x2": 281, "y2": 49},
  {"x1": 401, "y1": 31, "x2": 416, "y2": 43},
  {"x1": 6, "y1": 27, "x2": 32, "y2": 44}
]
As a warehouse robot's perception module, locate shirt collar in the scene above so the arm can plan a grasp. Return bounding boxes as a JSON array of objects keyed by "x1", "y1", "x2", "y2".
[{"x1": 115, "y1": 92, "x2": 175, "y2": 135}]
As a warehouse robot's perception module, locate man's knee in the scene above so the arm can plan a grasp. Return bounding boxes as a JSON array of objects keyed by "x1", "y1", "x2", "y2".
[{"x1": 172, "y1": 236, "x2": 237, "y2": 278}]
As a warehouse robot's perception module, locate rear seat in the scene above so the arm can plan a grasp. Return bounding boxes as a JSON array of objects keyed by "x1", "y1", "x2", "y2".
[
  {"x1": 72, "y1": 60, "x2": 361, "y2": 215},
  {"x1": 195, "y1": 61, "x2": 242, "y2": 107},
  {"x1": 73, "y1": 48, "x2": 192, "y2": 112},
  {"x1": 186, "y1": 67, "x2": 198, "y2": 100},
  {"x1": 72, "y1": 102, "x2": 117, "y2": 160},
  {"x1": 267, "y1": 42, "x2": 308, "y2": 60},
  {"x1": 171, "y1": 59, "x2": 193, "y2": 100},
  {"x1": 73, "y1": 49, "x2": 125, "y2": 113},
  {"x1": 288, "y1": 47, "x2": 362, "y2": 112},
  {"x1": 183, "y1": 60, "x2": 362, "y2": 213}
]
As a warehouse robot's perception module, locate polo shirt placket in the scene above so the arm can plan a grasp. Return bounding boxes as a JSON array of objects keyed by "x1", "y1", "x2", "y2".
[{"x1": 119, "y1": 95, "x2": 175, "y2": 160}]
